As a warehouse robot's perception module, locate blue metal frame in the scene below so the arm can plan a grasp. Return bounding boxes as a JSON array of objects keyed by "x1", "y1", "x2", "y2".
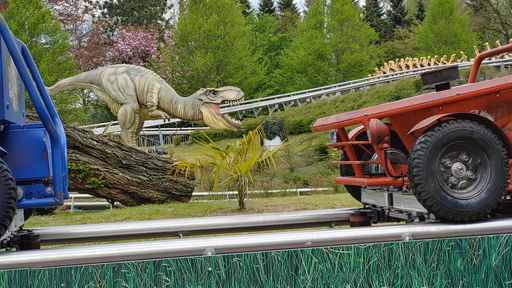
[{"x1": 0, "y1": 15, "x2": 67, "y2": 208}]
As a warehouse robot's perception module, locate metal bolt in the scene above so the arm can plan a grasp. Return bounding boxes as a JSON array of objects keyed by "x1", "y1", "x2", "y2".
[
  {"x1": 45, "y1": 187, "x2": 54, "y2": 195},
  {"x1": 467, "y1": 171, "x2": 476, "y2": 180},
  {"x1": 444, "y1": 160, "x2": 453, "y2": 168},
  {"x1": 461, "y1": 154, "x2": 469, "y2": 162},
  {"x1": 449, "y1": 177, "x2": 459, "y2": 186}
]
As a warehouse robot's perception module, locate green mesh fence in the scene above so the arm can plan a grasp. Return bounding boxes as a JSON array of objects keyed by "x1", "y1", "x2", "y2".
[{"x1": 2, "y1": 234, "x2": 512, "y2": 287}]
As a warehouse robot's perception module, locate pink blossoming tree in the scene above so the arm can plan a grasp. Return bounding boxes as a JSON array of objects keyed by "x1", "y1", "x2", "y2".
[{"x1": 112, "y1": 26, "x2": 163, "y2": 67}]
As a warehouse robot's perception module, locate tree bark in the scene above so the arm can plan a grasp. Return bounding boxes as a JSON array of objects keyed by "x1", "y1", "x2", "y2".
[
  {"x1": 237, "y1": 176, "x2": 248, "y2": 211},
  {"x1": 27, "y1": 112, "x2": 194, "y2": 206}
]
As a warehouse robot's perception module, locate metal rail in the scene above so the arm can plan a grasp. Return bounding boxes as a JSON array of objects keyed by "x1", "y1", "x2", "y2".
[
  {"x1": 5, "y1": 217, "x2": 512, "y2": 269},
  {"x1": 32, "y1": 208, "x2": 356, "y2": 244},
  {"x1": 84, "y1": 58, "x2": 512, "y2": 135}
]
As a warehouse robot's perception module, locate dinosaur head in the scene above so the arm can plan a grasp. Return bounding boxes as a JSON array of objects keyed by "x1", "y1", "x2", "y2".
[{"x1": 197, "y1": 86, "x2": 244, "y2": 130}]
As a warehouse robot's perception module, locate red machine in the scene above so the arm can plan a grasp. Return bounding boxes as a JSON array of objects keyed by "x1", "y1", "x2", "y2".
[{"x1": 313, "y1": 44, "x2": 512, "y2": 222}]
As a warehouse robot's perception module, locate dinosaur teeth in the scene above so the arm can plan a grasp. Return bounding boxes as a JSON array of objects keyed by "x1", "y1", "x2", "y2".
[{"x1": 223, "y1": 114, "x2": 241, "y2": 126}]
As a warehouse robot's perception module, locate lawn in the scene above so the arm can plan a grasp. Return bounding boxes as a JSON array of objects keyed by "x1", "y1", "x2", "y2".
[{"x1": 24, "y1": 192, "x2": 361, "y2": 228}]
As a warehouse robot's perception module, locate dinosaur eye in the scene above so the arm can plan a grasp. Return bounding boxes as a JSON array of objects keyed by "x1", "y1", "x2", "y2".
[{"x1": 210, "y1": 91, "x2": 218, "y2": 97}]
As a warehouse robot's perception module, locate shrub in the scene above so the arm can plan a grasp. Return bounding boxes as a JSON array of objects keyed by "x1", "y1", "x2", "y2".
[
  {"x1": 313, "y1": 143, "x2": 329, "y2": 159},
  {"x1": 190, "y1": 129, "x2": 243, "y2": 142},
  {"x1": 262, "y1": 117, "x2": 288, "y2": 141}
]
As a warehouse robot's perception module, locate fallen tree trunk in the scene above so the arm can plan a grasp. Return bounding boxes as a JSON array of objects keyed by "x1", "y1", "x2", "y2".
[{"x1": 28, "y1": 112, "x2": 194, "y2": 206}]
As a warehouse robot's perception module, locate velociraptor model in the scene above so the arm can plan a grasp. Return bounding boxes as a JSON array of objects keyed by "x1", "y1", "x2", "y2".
[{"x1": 47, "y1": 64, "x2": 244, "y2": 146}]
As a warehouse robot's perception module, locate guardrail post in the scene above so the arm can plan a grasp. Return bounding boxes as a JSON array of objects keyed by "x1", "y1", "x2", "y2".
[
  {"x1": 158, "y1": 126, "x2": 164, "y2": 146},
  {"x1": 70, "y1": 195, "x2": 75, "y2": 212},
  {"x1": 500, "y1": 62, "x2": 507, "y2": 73}
]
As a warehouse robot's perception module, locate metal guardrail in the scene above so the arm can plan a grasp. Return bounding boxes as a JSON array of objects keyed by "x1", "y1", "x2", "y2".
[
  {"x1": 6, "y1": 217, "x2": 512, "y2": 269},
  {"x1": 82, "y1": 58, "x2": 512, "y2": 135},
  {"x1": 32, "y1": 208, "x2": 355, "y2": 244},
  {"x1": 193, "y1": 187, "x2": 332, "y2": 198},
  {"x1": 63, "y1": 188, "x2": 332, "y2": 210}
]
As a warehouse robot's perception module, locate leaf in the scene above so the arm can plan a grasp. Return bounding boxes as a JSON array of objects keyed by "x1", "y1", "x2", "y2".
[{"x1": 169, "y1": 124, "x2": 284, "y2": 209}]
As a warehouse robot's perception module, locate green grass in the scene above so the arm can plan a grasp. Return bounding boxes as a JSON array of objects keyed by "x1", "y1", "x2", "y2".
[
  {"x1": 2, "y1": 234, "x2": 512, "y2": 287},
  {"x1": 25, "y1": 193, "x2": 361, "y2": 228}
]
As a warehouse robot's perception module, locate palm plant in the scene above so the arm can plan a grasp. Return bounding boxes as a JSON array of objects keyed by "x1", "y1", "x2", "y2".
[{"x1": 172, "y1": 126, "x2": 283, "y2": 210}]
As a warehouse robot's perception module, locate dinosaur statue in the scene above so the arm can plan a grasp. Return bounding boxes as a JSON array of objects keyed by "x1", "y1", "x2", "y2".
[{"x1": 47, "y1": 64, "x2": 244, "y2": 146}]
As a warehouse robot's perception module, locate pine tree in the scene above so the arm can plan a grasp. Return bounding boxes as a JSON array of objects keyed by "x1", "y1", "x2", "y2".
[
  {"x1": 277, "y1": 0, "x2": 299, "y2": 14},
  {"x1": 415, "y1": 0, "x2": 425, "y2": 22},
  {"x1": 275, "y1": 0, "x2": 332, "y2": 92},
  {"x1": 385, "y1": 0, "x2": 411, "y2": 39},
  {"x1": 277, "y1": 0, "x2": 300, "y2": 34},
  {"x1": 327, "y1": 0, "x2": 378, "y2": 81},
  {"x1": 363, "y1": 0, "x2": 385, "y2": 41},
  {"x1": 161, "y1": 0, "x2": 265, "y2": 99},
  {"x1": 259, "y1": 0, "x2": 276, "y2": 14},
  {"x1": 415, "y1": 0, "x2": 477, "y2": 56},
  {"x1": 99, "y1": 0, "x2": 173, "y2": 36},
  {"x1": 239, "y1": 0, "x2": 252, "y2": 16}
]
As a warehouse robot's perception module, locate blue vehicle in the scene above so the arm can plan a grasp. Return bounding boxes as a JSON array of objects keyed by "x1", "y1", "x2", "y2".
[{"x1": 0, "y1": 15, "x2": 67, "y2": 245}]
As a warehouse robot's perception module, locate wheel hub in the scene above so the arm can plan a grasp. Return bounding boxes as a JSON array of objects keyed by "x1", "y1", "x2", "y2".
[
  {"x1": 436, "y1": 142, "x2": 490, "y2": 199},
  {"x1": 451, "y1": 162, "x2": 467, "y2": 178}
]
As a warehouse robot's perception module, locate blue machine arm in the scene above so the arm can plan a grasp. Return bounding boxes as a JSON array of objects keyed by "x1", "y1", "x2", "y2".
[{"x1": 0, "y1": 15, "x2": 68, "y2": 207}]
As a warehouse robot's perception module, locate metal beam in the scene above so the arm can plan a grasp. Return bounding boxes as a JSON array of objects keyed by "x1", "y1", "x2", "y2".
[
  {"x1": 5, "y1": 217, "x2": 512, "y2": 269},
  {"x1": 32, "y1": 208, "x2": 355, "y2": 244}
]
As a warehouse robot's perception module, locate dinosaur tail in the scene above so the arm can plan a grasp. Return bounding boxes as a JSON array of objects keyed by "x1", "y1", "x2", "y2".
[{"x1": 46, "y1": 69, "x2": 102, "y2": 95}]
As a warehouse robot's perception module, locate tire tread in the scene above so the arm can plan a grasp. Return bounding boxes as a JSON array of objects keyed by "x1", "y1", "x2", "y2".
[
  {"x1": 0, "y1": 158, "x2": 17, "y2": 237},
  {"x1": 408, "y1": 119, "x2": 509, "y2": 221}
]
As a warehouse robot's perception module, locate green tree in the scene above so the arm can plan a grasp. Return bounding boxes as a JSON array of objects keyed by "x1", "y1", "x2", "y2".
[
  {"x1": 99, "y1": 0, "x2": 173, "y2": 36},
  {"x1": 277, "y1": 0, "x2": 300, "y2": 33},
  {"x1": 277, "y1": 0, "x2": 299, "y2": 14},
  {"x1": 276, "y1": 0, "x2": 377, "y2": 92},
  {"x1": 249, "y1": 14, "x2": 293, "y2": 95},
  {"x1": 415, "y1": 0, "x2": 426, "y2": 22},
  {"x1": 3, "y1": 0, "x2": 81, "y2": 121},
  {"x1": 466, "y1": 0, "x2": 512, "y2": 42},
  {"x1": 327, "y1": 0, "x2": 378, "y2": 81},
  {"x1": 259, "y1": 0, "x2": 276, "y2": 14},
  {"x1": 415, "y1": 0, "x2": 477, "y2": 56},
  {"x1": 363, "y1": 0, "x2": 386, "y2": 41},
  {"x1": 275, "y1": 0, "x2": 332, "y2": 92},
  {"x1": 173, "y1": 126, "x2": 282, "y2": 210},
  {"x1": 239, "y1": 0, "x2": 252, "y2": 16},
  {"x1": 377, "y1": 27, "x2": 417, "y2": 64},
  {"x1": 384, "y1": 0, "x2": 412, "y2": 39},
  {"x1": 162, "y1": 0, "x2": 265, "y2": 99}
]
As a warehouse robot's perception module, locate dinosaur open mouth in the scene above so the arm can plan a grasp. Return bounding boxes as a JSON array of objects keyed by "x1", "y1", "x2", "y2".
[{"x1": 207, "y1": 99, "x2": 243, "y2": 127}]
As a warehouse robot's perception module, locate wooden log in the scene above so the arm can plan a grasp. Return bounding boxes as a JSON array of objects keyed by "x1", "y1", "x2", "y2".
[{"x1": 27, "y1": 112, "x2": 194, "y2": 206}]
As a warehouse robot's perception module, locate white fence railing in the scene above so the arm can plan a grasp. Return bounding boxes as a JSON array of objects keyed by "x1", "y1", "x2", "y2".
[{"x1": 65, "y1": 187, "x2": 334, "y2": 210}]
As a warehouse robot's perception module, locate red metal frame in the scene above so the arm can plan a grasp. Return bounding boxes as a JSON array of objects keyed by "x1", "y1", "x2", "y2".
[{"x1": 313, "y1": 43, "x2": 512, "y2": 189}]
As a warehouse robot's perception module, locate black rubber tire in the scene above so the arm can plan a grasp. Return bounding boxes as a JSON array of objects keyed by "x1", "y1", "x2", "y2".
[
  {"x1": 0, "y1": 158, "x2": 17, "y2": 237},
  {"x1": 340, "y1": 135, "x2": 371, "y2": 202},
  {"x1": 341, "y1": 153, "x2": 368, "y2": 202},
  {"x1": 408, "y1": 119, "x2": 509, "y2": 222}
]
